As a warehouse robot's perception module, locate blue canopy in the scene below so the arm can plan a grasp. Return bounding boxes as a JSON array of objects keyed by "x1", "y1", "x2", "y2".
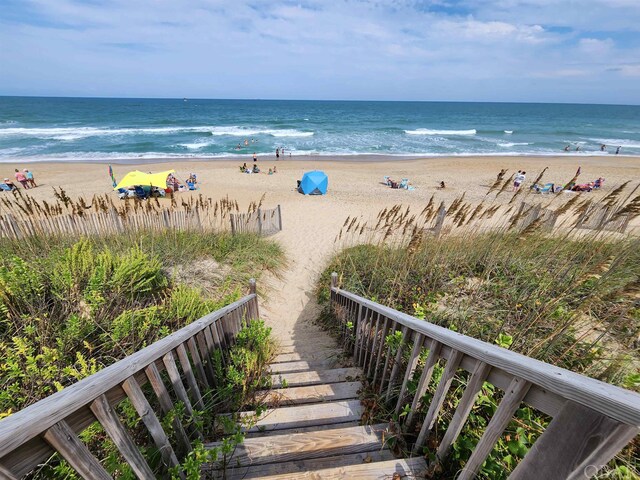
[{"x1": 299, "y1": 170, "x2": 328, "y2": 195}]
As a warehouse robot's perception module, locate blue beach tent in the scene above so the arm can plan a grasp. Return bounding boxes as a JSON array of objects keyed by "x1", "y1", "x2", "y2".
[{"x1": 299, "y1": 170, "x2": 328, "y2": 195}]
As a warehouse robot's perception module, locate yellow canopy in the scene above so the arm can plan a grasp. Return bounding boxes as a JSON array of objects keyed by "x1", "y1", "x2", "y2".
[{"x1": 114, "y1": 170, "x2": 175, "y2": 190}]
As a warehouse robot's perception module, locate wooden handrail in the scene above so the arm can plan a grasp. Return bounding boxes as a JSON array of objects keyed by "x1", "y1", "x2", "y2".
[
  {"x1": 332, "y1": 286, "x2": 640, "y2": 427},
  {"x1": 0, "y1": 283, "x2": 260, "y2": 477},
  {"x1": 330, "y1": 277, "x2": 640, "y2": 478}
]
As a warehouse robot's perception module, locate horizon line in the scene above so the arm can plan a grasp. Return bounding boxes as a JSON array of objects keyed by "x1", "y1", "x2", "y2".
[{"x1": 1, "y1": 94, "x2": 639, "y2": 108}]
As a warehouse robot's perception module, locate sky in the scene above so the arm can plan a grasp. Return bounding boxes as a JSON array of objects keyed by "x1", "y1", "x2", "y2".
[{"x1": 1, "y1": 0, "x2": 640, "y2": 104}]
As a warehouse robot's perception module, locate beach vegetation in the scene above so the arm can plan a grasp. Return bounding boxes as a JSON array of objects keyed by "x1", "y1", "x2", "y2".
[{"x1": 318, "y1": 178, "x2": 640, "y2": 478}]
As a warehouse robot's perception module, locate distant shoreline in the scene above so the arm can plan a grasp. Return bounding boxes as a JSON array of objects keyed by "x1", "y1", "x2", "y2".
[{"x1": 3, "y1": 152, "x2": 639, "y2": 166}]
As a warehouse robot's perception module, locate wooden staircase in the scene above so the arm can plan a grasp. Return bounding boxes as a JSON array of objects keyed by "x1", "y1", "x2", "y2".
[{"x1": 208, "y1": 341, "x2": 427, "y2": 479}]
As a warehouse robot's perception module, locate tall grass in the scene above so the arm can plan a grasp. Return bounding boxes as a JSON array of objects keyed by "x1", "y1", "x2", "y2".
[{"x1": 0, "y1": 230, "x2": 283, "y2": 416}]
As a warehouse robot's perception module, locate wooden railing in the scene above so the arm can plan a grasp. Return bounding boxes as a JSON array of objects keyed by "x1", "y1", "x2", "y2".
[
  {"x1": 0, "y1": 280, "x2": 259, "y2": 479},
  {"x1": 329, "y1": 273, "x2": 640, "y2": 480}
]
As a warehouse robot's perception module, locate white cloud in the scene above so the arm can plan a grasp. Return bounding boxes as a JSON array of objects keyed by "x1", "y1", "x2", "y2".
[{"x1": 0, "y1": 0, "x2": 639, "y2": 103}]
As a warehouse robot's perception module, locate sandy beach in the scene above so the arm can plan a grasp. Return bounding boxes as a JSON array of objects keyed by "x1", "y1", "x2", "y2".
[{"x1": 2, "y1": 155, "x2": 639, "y2": 342}]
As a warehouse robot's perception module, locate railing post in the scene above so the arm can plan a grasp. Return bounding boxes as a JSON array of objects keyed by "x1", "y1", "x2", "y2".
[
  {"x1": 249, "y1": 278, "x2": 259, "y2": 320},
  {"x1": 277, "y1": 204, "x2": 283, "y2": 231},
  {"x1": 331, "y1": 272, "x2": 338, "y2": 289}
]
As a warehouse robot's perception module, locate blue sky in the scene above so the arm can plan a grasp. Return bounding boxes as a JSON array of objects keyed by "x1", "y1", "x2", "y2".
[{"x1": 1, "y1": 0, "x2": 640, "y2": 104}]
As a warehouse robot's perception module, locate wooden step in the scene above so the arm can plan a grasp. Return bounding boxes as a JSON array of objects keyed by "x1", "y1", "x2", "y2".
[
  {"x1": 206, "y1": 423, "x2": 388, "y2": 468},
  {"x1": 269, "y1": 359, "x2": 339, "y2": 374},
  {"x1": 223, "y1": 450, "x2": 396, "y2": 479},
  {"x1": 256, "y1": 381, "x2": 361, "y2": 407},
  {"x1": 244, "y1": 420, "x2": 361, "y2": 439},
  {"x1": 240, "y1": 399, "x2": 363, "y2": 432},
  {"x1": 273, "y1": 350, "x2": 345, "y2": 364},
  {"x1": 245, "y1": 456, "x2": 428, "y2": 479},
  {"x1": 270, "y1": 367, "x2": 361, "y2": 388}
]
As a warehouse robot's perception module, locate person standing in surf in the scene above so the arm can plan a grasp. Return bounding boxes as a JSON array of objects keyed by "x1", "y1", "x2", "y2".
[{"x1": 276, "y1": 147, "x2": 280, "y2": 159}]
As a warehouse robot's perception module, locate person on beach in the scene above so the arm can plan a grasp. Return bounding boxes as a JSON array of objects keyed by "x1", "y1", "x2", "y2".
[
  {"x1": 513, "y1": 171, "x2": 526, "y2": 191},
  {"x1": 564, "y1": 145, "x2": 570, "y2": 152},
  {"x1": 273, "y1": 166, "x2": 277, "y2": 173},
  {"x1": 616, "y1": 146, "x2": 621, "y2": 154},
  {"x1": 253, "y1": 152, "x2": 258, "y2": 162},
  {"x1": 235, "y1": 143, "x2": 241, "y2": 150},
  {"x1": 575, "y1": 145, "x2": 580, "y2": 151},
  {"x1": 268, "y1": 168, "x2": 273, "y2": 175},
  {"x1": 244, "y1": 139, "x2": 249, "y2": 147},
  {"x1": 276, "y1": 147, "x2": 280, "y2": 159},
  {"x1": 24, "y1": 169, "x2": 36, "y2": 188},
  {"x1": 438, "y1": 181, "x2": 446, "y2": 189},
  {"x1": 2, "y1": 178, "x2": 17, "y2": 190},
  {"x1": 600, "y1": 144, "x2": 606, "y2": 151},
  {"x1": 14, "y1": 169, "x2": 29, "y2": 189},
  {"x1": 497, "y1": 169, "x2": 507, "y2": 181}
]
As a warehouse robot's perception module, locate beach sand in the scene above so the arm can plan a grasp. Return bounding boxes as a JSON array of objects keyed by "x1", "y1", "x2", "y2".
[{"x1": 3, "y1": 155, "x2": 639, "y2": 344}]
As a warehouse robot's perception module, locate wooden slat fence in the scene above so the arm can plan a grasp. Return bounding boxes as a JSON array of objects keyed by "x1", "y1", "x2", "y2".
[
  {"x1": 329, "y1": 273, "x2": 640, "y2": 479},
  {"x1": 0, "y1": 280, "x2": 259, "y2": 479},
  {"x1": 513, "y1": 202, "x2": 559, "y2": 232},
  {"x1": 576, "y1": 204, "x2": 631, "y2": 233},
  {"x1": 230, "y1": 205, "x2": 282, "y2": 236}
]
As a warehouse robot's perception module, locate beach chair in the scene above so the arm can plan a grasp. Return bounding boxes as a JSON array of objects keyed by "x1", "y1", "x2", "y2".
[
  {"x1": 134, "y1": 186, "x2": 149, "y2": 199},
  {"x1": 399, "y1": 179, "x2": 415, "y2": 191},
  {"x1": 0, "y1": 183, "x2": 15, "y2": 192},
  {"x1": 383, "y1": 176, "x2": 391, "y2": 186},
  {"x1": 534, "y1": 183, "x2": 554, "y2": 194}
]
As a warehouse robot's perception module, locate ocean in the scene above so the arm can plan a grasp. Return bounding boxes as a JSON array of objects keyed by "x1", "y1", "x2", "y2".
[{"x1": 1, "y1": 97, "x2": 639, "y2": 162}]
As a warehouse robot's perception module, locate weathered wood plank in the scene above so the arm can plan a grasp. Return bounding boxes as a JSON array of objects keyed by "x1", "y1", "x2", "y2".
[
  {"x1": 223, "y1": 451, "x2": 395, "y2": 480},
  {"x1": 144, "y1": 363, "x2": 192, "y2": 456},
  {"x1": 42, "y1": 420, "x2": 112, "y2": 480},
  {"x1": 372, "y1": 316, "x2": 391, "y2": 382},
  {"x1": 436, "y1": 360, "x2": 492, "y2": 463},
  {"x1": 240, "y1": 399, "x2": 364, "y2": 432},
  {"x1": 175, "y1": 344, "x2": 204, "y2": 410},
  {"x1": 90, "y1": 394, "x2": 155, "y2": 479},
  {"x1": 332, "y1": 288, "x2": 640, "y2": 427},
  {"x1": 270, "y1": 368, "x2": 361, "y2": 388},
  {"x1": 395, "y1": 333, "x2": 425, "y2": 416},
  {"x1": 510, "y1": 400, "x2": 640, "y2": 480},
  {"x1": 229, "y1": 457, "x2": 427, "y2": 480},
  {"x1": 457, "y1": 377, "x2": 531, "y2": 480},
  {"x1": 413, "y1": 349, "x2": 464, "y2": 453},
  {"x1": 162, "y1": 351, "x2": 194, "y2": 416},
  {"x1": 186, "y1": 337, "x2": 208, "y2": 388},
  {"x1": 121, "y1": 377, "x2": 182, "y2": 474},
  {"x1": 364, "y1": 312, "x2": 381, "y2": 378},
  {"x1": 385, "y1": 326, "x2": 410, "y2": 402},
  {"x1": 256, "y1": 381, "x2": 361, "y2": 407},
  {"x1": 407, "y1": 338, "x2": 442, "y2": 428},
  {"x1": 0, "y1": 463, "x2": 18, "y2": 480},
  {"x1": 377, "y1": 321, "x2": 399, "y2": 393},
  {"x1": 269, "y1": 360, "x2": 338, "y2": 374},
  {"x1": 207, "y1": 424, "x2": 388, "y2": 467}
]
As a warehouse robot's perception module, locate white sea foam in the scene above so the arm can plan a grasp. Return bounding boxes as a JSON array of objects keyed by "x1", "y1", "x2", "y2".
[
  {"x1": 498, "y1": 142, "x2": 530, "y2": 147},
  {"x1": 504, "y1": 130, "x2": 513, "y2": 134},
  {"x1": 178, "y1": 142, "x2": 212, "y2": 150},
  {"x1": 588, "y1": 138, "x2": 640, "y2": 149},
  {"x1": 0, "y1": 126, "x2": 216, "y2": 140},
  {"x1": 209, "y1": 126, "x2": 313, "y2": 137},
  {"x1": 405, "y1": 128, "x2": 476, "y2": 136}
]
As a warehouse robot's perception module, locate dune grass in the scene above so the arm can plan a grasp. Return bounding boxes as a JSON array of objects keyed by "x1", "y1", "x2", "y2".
[{"x1": 0, "y1": 230, "x2": 283, "y2": 416}]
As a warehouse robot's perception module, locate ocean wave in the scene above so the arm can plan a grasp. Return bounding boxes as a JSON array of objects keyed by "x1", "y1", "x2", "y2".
[
  {"x1": 405, "y1": 128, "x2": 476, "y2": 136},
  {"x1": 504, "y1": 130, "x2": 513, "y2": 134},
  {"x1": 588, "y1": 138, "x2": 640, "y2": 149},
  {"x1": 498, "y1": 142, "x2": 530, "y2": 147},
  {"x1": 177, "y1": 142, "x2": 213, "y2": 150},
  {"x1": 209, "y1": 126, "x2": 314, "y2": 137},
  {"x1": 0, "y1": 126, "x2": 216, "y2": 140}
]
